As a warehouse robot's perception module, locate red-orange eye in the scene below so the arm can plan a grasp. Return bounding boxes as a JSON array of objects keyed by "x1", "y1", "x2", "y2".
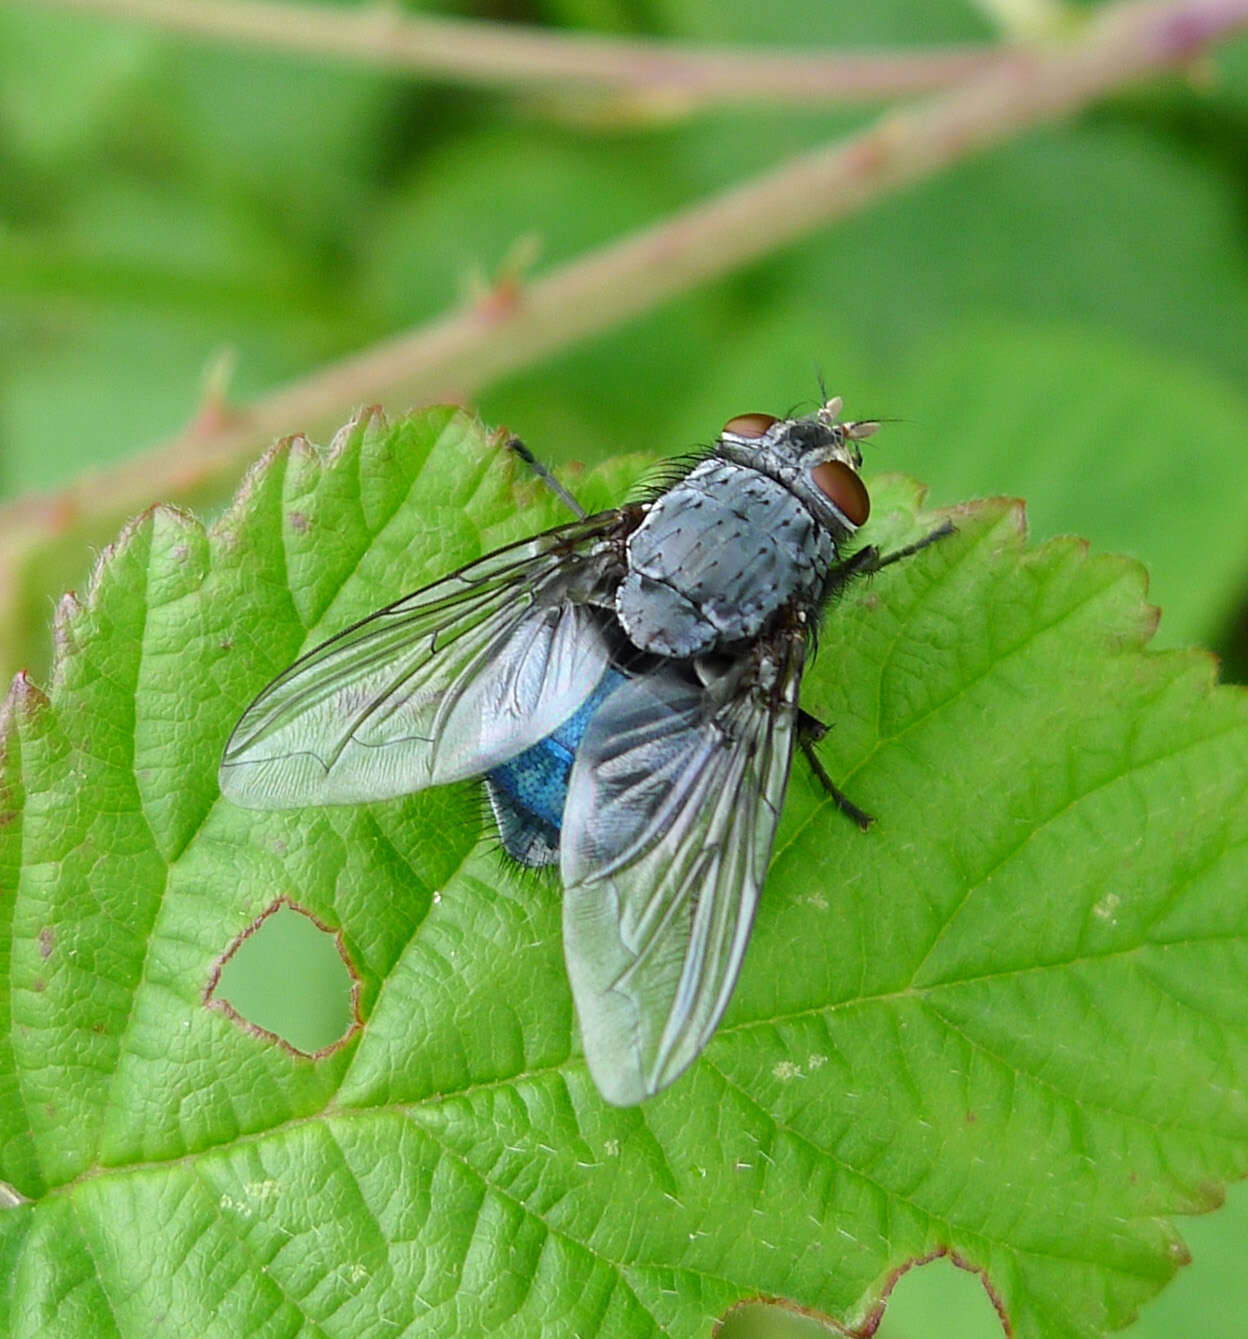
[
  {"x1": 721, "y1": 413, "x2": 778, "y2": 439},
  {"x1": 811, "y1": 460, "x2": 870, "y2": 526}
]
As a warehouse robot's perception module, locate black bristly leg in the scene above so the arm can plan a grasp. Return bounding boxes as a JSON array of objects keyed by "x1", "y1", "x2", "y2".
[
  {"x1": 506, "y1": 436, "x2": 588, "y2": 521},
  {"x1": 800, "y1": 518, "x2": 955, "y2": 830},
  {"x1": 872, "y1": 518, "x2": 956, "y2": 573},
  {"x1": 798, "y1": 710, "x2": 874, "y2": 831},
  {"x1": 823, "y1": 518, "x2": 956, "y2": 598}
]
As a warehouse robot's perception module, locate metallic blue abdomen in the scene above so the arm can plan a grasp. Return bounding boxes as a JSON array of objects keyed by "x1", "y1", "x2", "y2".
[{"x1": 485, "y1": 669, "x2": 624, "y2": 867}]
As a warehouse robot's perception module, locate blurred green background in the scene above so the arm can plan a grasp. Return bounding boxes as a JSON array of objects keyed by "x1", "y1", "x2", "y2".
[{"x1": 3, "y1": 0, "x2": 1247, "y2": 1335}]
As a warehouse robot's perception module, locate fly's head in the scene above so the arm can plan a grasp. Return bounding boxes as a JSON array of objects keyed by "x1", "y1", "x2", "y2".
[{"x1": 716, "y1": 395, "x2": 877, "y2": 538}]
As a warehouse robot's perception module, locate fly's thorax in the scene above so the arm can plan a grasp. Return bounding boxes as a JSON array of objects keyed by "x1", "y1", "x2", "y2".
[
  {"x1": 614, "y1": 458, "x2": 839, "y2": 658},
  {"x1": 612, "y1": 398, "x2": 876, "y2": 659}
]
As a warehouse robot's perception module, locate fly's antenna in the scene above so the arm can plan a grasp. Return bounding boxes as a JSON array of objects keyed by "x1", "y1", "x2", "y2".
[
  {"x1": 505, "y1": 436, "x2": 588, "y2": 520},
  {"x1": 815, "y1": 364, "x2": 830, "y2": 408},
  {"x1": 849, "y1": 414, "x2": 911, "y2": 441},
  {"x1": 846, "y1": 418, "x2": 880, "y2": 441}
]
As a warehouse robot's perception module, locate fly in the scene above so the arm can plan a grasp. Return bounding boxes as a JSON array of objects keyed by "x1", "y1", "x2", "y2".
[{"x1": 219, "y1": 397, "x2": 953, "y2": 1105}]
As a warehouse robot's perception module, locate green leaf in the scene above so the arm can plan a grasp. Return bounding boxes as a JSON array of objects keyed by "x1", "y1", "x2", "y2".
[{"x1": 3, "y1": 406, "x2": 1247, "y2": 1338}]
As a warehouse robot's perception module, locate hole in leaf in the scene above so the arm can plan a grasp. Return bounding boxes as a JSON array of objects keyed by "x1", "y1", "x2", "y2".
[
  {"x1": 206, "y1": 899, "x2": 359, "y2": 1056},
  {"x1": 874, "y1": 1255, "x2": 1005, "y2": 1339},
  {"x1": 719, "y1": 1253, "x2": 1006, "y2": 1339}
]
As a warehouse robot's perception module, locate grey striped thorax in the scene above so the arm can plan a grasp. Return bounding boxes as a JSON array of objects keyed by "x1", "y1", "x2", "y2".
[{"x1": 615, "y1": 405, "x2": 871, "y2": 658}]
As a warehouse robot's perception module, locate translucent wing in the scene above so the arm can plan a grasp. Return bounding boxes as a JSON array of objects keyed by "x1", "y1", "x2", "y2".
[
  {"x1": 560, "y1": 629, "x2": 805, "y2": 1105},
  {"x1": 220, "y1": 513, "x2": 627, "y2": 809}
]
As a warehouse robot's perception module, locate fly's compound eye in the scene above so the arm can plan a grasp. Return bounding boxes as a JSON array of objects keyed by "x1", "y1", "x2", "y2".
[
  {"x1": 811, "y1": 460, "x2": 870, "y2": 526},
  {"x1": 721, "y1": 412, "x2": 779, "y2": 439}
]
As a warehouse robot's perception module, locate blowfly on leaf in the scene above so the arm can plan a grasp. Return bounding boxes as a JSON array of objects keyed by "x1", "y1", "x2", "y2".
[{"x1": 220, "y1": 397, "x2": 953, "y2": 1105}]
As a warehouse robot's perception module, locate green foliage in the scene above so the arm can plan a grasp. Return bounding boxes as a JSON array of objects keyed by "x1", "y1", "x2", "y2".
[{"x1": 2, "y1": 408, "x2": 1246, "y2": 1338}]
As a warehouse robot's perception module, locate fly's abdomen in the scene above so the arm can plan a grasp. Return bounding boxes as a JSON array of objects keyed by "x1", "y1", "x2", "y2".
[
  {"x1": 616, "y1": 460, "x2": 834, "y2": 657},
  {"x1": 486, "y1": 669, "x2": 624, "y2": 867}
]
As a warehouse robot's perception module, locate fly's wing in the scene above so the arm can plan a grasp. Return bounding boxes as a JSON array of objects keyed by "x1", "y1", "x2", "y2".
[
  {"x1": 561, "y1": 630, "x2": 805, "y2": 1105},
  {"x1": 220, "y1": 513, "x2": 626, "y2": 809}
]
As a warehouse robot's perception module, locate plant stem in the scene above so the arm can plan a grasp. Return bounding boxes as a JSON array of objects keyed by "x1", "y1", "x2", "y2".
[{"x1": 17, "y1": 0, "x2": 1012, "y2": 106}]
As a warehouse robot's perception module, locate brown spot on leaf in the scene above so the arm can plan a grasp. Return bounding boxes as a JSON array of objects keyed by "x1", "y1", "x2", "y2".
[
  {"x1": 38, "y1": 927, "x2": 54, "y2": 959},
  {"x1": 1191, "y1": 1179, "x2": 1226, "y2": 1213}
]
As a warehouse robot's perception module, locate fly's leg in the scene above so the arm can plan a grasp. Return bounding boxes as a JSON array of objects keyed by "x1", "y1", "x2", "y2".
[
  {"x1": 797, "y1": 709, "x2": 873, "y2": 832},
  {"x1": 830, "y1": 518, "x2": 956, "y2": 592},
  {"x1": 799, "y1": 520, "x2": 955, "y2": 830},
  {"x1": 505, "y1": 436, "x2": 588, "y2": 520},
  {"x1": 873, "y1": 518, "x2": 956, "y2": 573}
]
